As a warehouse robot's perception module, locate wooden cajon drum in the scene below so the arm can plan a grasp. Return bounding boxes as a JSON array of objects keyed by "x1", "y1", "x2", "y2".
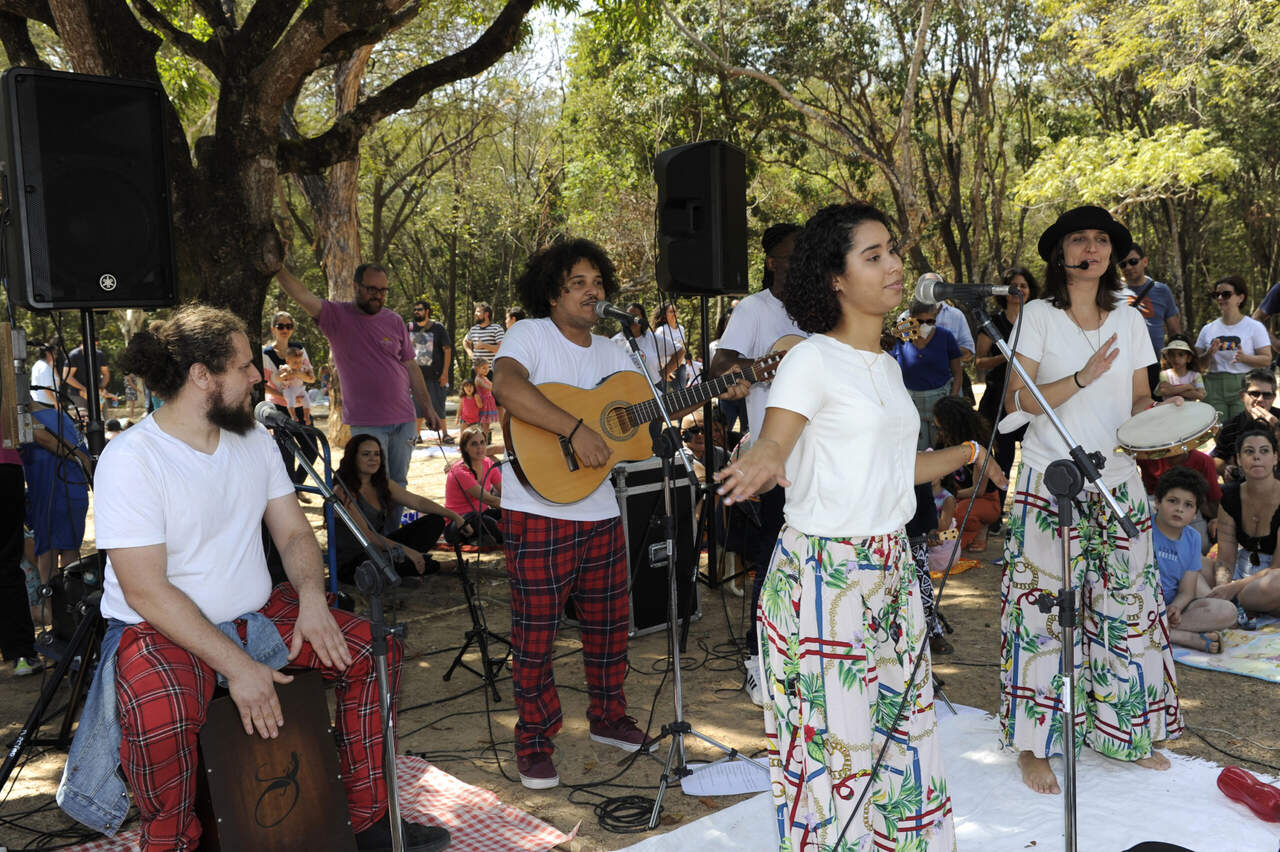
[{"x1": 194, "y1": 670, "x2": 357, "y2": 851}]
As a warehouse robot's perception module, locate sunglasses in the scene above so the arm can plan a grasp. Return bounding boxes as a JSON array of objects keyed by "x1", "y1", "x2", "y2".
[
  {"x1": 1245, "y1": 390, "x2": 1277, "y2": 400},
  {"x1": 274, "y1": 323, "x2": 294, "y2": 330},
  {"x1": 1249, "y1": 549, "x2": 1261, "y2": 568},
  {"x1": 681, "y1": 426, "x2": 703, "y2": 440},
  {"x1": 1118, "y1": 257, "x2": 1142, "y2": 268},
  {"x1": 1212, "y1": 290, "x2": 1236, "y2": 300}
]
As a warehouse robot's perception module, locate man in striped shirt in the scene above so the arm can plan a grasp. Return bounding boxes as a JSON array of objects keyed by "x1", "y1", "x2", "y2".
[{"x1": 463, "y1": 301, "x2": 505, "y2": 367}]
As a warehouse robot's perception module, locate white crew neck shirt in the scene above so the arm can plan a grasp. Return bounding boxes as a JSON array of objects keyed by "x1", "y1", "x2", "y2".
[
  {"x1": 496, "y1": 317, "x2": 641, "y2": 521},
  {"x1": 717, "y1": 288, "x2": 809, "y2": 446},
  {"x1": 766, "y1": 335, "x2": 918, "y2": 537}
]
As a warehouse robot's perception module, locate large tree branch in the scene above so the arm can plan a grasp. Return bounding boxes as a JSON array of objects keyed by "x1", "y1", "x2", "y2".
[
  {"x1": 0, "y1": 10, "x2": 47, "y2": 67},
  {"x1": 0, "y1": 0, "x2": 55, "y2": 29},
  {"x1": 276, "y1": 0, "x2": 533, "y2": 174},
  {"x1": 235, "y1": 0, "x2": 304, "y2": 69},
  {"x1": 131, "y1": 0, "x2": 223, "y2": 75},
  {"x1": 314, "y1": 2, "x2": 419, "y2": 69}
]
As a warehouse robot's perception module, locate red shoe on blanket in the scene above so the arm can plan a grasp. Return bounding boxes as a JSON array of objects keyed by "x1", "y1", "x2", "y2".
[{"x1": 1218, "y1": 765, "x2": 1280, "y2": 822}]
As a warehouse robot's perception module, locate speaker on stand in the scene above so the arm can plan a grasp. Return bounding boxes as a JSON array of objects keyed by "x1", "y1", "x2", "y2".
[
  {"x1": 654, "y1": 140, "x2": 749, "y2": 598},
  {"x1": 0, "y1": 67, "x2": 178, "y2": 456}
]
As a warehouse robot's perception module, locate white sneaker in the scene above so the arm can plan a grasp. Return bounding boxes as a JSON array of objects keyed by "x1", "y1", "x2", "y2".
[{"x1": 743, "y1": 655, "x2": 765, "y2": 707}]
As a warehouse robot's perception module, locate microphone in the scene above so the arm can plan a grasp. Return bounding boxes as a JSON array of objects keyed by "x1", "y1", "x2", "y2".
[
  {"x1": 1065, "y1": 260, "x2": 1092, "y2": 270},
  {"x1": 254, "y1": 400, "x2": 320, "y2": 436},
  {"x1": 593, "y1": 300, "x2": 639, "y2": 325},
  {"x1": 915, "y1": 273, "x2": 1016, "y2": 305}
]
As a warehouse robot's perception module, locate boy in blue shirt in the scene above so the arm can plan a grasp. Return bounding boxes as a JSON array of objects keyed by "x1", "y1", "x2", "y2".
[{"x1": 1152, "y1": 468, "x2": 1236, "y2": 653}]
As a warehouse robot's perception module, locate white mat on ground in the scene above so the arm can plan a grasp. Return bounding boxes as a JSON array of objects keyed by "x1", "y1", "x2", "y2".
[{"x1": 623, "y1": 705, "x2": 1280, "y2": 852}]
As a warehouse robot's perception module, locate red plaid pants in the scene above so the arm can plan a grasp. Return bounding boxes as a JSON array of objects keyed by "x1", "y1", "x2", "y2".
[
  {"x1": 502, "y1": 510, "x2": 630, "y2": 759},
  {"x1": 115, "y1": 583, "x2": 400, "y2": 850}
]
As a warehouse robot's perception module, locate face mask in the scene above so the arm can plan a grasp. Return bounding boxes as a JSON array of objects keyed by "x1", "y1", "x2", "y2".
[{"x1": 917, "y1": 322, "x2": 935, "y2": 336}]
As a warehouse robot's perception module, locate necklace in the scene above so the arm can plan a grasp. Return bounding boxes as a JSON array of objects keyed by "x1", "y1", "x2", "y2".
[
  {"x1": 1067, "y1": 305, "x2": 1105, "y2": 352},
  {"x1": 855, "y1": 348, "x2": 885, "y2": 406}
]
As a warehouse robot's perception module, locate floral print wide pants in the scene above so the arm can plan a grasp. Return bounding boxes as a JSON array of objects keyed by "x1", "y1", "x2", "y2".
[
  {"x1": 759, "y1": 526, "x2": 956, "y2": 852},
  {"x1": 999, "y1": 464, "x2": 1183, "y2": 761}
]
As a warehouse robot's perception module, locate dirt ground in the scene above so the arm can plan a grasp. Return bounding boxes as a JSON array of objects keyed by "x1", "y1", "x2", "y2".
[{"x1": 3, "y1": 434, "x2": 1278, "y2": 851}]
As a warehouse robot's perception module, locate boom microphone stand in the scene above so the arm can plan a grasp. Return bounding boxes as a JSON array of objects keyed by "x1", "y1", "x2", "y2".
[
  {"x1": 614, "y1": 317, "x2": 768, "y2": 829},
  {"x1": 966, "y1": 298, "x2": 1140, "y2": 852},
  {"x1": 261, "y1": 411, "x2": 408, "y2": 852}
]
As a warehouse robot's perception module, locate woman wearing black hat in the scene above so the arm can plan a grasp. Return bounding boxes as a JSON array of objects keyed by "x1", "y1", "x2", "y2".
[{"x1": 998, "y1": 205, "x2": 1183, "y2": 794}]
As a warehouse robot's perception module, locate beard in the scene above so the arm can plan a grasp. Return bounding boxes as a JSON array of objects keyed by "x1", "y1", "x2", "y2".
[{"x1": 206, "y1": 384, "x2": 255, "y2": 435}]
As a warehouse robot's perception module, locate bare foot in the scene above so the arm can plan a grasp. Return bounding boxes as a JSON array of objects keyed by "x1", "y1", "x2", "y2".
[
  {"x1": 1018, "y1": 751, "x2": 1061, "y2": 794},
  {"x1": 1135, "y1": 751, "x2": 1171, "y2": 771}
]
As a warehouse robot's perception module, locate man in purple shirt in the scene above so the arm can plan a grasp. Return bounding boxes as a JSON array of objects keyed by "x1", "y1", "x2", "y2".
[{"x1": 277, "y1": 263, "x2": 443, "y2": 495}]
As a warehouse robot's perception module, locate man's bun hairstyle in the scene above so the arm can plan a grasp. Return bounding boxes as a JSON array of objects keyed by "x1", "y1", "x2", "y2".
[{"x1": 118, "y1": 303, "x2": 245, "y2": 401}]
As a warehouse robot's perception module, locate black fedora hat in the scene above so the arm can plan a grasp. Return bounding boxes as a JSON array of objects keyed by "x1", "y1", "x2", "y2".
[{"x1": 1036, "y1": 205, "x2": 1132, "y2": 263}]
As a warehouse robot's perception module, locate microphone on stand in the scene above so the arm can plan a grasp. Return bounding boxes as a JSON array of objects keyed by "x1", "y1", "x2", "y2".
[
  {"x1": 915, "y1": 273, "x2": 1017, "y2": 305},
  {"x1": 254, "y1": 400, "x2": 323, "y2": 437},
  {"x1": 593, "y1": 300, "x2": 640, "y2": 325}
]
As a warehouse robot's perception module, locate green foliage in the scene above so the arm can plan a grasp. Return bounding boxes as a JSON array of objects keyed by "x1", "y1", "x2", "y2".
[{"x1": 1014, "y1": 125, "x2": 1238, "y2": 209}]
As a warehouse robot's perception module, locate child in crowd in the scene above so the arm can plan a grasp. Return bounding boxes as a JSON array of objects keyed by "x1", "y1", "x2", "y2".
[
  {"x1": 1138, "y1": 445, "x2": 1221, "y2": 554},
  {"x1": 280, "y1": 341, "x2": 312, "y2": 425},
  {"x1": 926, "y1": 474, "x2": 958, "y2": 578},
  {"x1": 456, "y1": 377, "x2": 480, "y2": 432},
  {"x1": 1152, "y1": 467, "x2": 1236, "y2": 654},
  {"x1": 473, "y1": 359, "x2": 499, "y2": 437},
  {"x1": 1155, "y1": 334, "x2": 1206, "y2": 401},
  {"x1": 933, "y1": 396, "x2": 1002, "y2": 551}
]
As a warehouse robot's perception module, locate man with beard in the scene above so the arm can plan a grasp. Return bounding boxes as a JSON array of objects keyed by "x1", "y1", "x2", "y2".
[
  {"x1": 277, "y1": 263, "x2": 443, "y2": 496},
  {"x1": 58, "y1": 305, "x2": 448, "y2": 852}
]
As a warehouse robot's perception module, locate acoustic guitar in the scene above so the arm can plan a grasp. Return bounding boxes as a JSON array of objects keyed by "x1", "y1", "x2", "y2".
[{"x1": 504, "y1": 345, "x2": 792, "y2": 504}]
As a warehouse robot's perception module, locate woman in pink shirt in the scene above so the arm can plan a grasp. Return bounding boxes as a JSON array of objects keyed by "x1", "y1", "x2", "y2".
[{"x1": 445, "y1": 425, "x2": 502, "y2": 544}]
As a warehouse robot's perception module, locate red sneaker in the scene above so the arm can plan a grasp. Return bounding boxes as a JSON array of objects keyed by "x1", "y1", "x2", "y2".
[
  {"x1": 589, "y1": 715, "x2": 654, "y2": 753},
  {"x1": 517, "y1": 752, "x2": 559, "y2": 789}
]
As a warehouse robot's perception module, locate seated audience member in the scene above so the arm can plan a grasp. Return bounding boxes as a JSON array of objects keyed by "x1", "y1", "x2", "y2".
[
  {"x1": 444, "y1": 425, "x2": 501, "y2": 544},
  {"x1": 1151, "y1": 468, "x2": 1236, "y2": 654},
  {"x1": 21, "y1": 401, "x2": 92, "y2": 605},
  {"x1": 1154, "y1": 335, "x2": 1205, "y2": 401},
  {"x1": 1138, "y1": 447, "x2": 1220, "y2": 553},
  {"x1": 333, "y1": 433, "x2": 469, "y2": 584},
  {"x1": 1210, "y1": 428, "x2": 1280, "y2": 618},
  {"x1": 892, "y1": 300, "x2": 963, "y2": 449},
  {"x1": 932, "y1": 396, "x2": 1000, "y2": 552},
  {"x1": 1212, "y1": 369, "x2": 1280, "y2": 480}
]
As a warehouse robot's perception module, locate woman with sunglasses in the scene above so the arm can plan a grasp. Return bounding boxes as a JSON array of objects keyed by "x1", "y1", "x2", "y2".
[
  {"x1": 263, "y1": 311, "x2": 318, "y2": 486},
  {"x1": 1210, "y1": 429, "x2": 1280, "y2": 620},
  {"x1": 1195, "y1": 276, "x2": 1271, "y2": 420}
]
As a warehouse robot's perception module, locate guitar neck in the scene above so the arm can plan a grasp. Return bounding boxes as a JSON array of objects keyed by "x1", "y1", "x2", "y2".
[{"x1": 629, "y1": 363, "x2": 762, "y2": 427}]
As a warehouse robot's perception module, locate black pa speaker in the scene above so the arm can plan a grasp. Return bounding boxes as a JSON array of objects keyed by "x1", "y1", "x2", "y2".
[
  {"x1": 655, "y1": 140, "x2": 748, "y2": 296},
  {"x1": 0, "y1": 67, "x2": 177, "y2": 310}
]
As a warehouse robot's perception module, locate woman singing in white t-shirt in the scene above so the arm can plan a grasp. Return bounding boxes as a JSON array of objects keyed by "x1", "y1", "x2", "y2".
[
  {"x1": 717, "y1": 203, "x2": 1005, "y2": 852},
  {"x1": 998, "y1": 205, "x2": 1184, "y2": 796}
]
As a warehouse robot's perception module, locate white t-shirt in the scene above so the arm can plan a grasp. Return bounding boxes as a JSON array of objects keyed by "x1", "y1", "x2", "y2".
[
  {"x1": 496, "y1": 317, "x2": 640, "y2": 521},
  {"x1": 718, "y1": 288, "x2": 809, "y2": 445},
  {"x1": 937, "y1": 302, "x2": 975, "y2": 354},
  {"x1": 1016, "y1": 299, "x2": 1156, "y2": 487},
  {"x1": 1195, "y1": 315, "x2": 1270, "y2": 374},
  {"x1": 654, "y1": 323, "x2": 687, "y2": 372},
  {"x1": 766, "y1": 335, "x2": 919, "y2": 537},
  {"x1": 95, "y1": 417, "x2": 296, "y2": 624},
  {"x1": 611, "y1": 328, "x2": 663, "y2": 384},
  {"x1": 30, "y1": 358, "x2": 55, "y2": 405}
]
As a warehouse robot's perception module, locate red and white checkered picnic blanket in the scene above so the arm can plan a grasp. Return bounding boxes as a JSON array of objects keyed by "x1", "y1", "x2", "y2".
[{"x1": 65, "y1": 755, "x2": 575, "y2": 851}]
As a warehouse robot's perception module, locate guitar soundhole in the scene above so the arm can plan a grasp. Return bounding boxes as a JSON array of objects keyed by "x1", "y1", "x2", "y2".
[{"x1": 602, "y1": 404, "x2": 635, "y2": 441}]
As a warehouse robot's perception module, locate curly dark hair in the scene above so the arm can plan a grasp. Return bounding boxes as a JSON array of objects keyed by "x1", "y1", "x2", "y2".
[
  {"x1": 931, "y1": 396, "x2": 990, "y2": 447},
  {"x1": 117, "y1": 303, "x2": 245, "y2": 400},
  {"x1": 512, "y1": 239, "x2": 618, "y2": 318},
  {"x1": 336, "y1": 433, "x2": 392, "y2": 513},
  {"x1": 784, "y1": 203, "x2": 892, "y2": 334},
  {"x1": 997, "y1": 266, "x2": 1040, "y2": 309},
  {"x1": 1153, "y1": 466, "x2": 1208, "y2": 503},
  {"x1": 1040, "y1": 238, "x2": 1123, "y2": 312}
]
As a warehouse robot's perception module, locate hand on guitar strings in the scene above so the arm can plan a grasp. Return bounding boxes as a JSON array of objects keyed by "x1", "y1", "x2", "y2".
[{"x1": 714, "y1": 439, "x2": 791, "y2": 504}]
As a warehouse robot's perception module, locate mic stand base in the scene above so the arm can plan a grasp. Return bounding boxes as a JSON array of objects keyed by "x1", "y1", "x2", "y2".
[{"x1": 441, "y1": 543, "x2": 511, "y2": 702}]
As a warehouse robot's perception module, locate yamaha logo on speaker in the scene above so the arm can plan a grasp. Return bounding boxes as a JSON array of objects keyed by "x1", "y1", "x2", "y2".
[{"x1": 98, "y1": 274, "x2": 117, "y2": 292}]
